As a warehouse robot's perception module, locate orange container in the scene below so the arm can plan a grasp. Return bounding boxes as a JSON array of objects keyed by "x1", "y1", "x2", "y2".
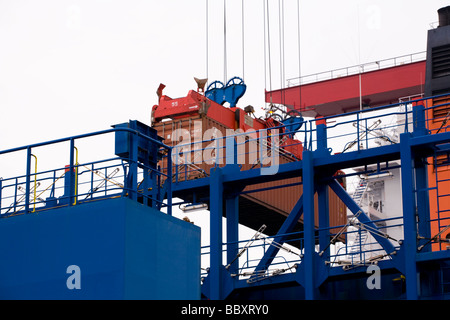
[{"x1": 426, "y1": 95, "x2": 450, "y2": 250}]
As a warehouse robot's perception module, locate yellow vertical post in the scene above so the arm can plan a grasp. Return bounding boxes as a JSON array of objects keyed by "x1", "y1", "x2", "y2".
[
  {"x1": 30, "y1": 154, "x2": 37, "y2": 213},
  {"x1": 73, "y1": 146, "x2": 79, "y2": 205}
]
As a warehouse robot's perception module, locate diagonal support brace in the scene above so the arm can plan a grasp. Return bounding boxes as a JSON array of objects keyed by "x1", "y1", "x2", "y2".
[
  {"x1": 328, "y1": 179, "x2": 396, "y2": 255},
  {"x1": 250, "y1": 194, "x2": 306, "y2": 279}
]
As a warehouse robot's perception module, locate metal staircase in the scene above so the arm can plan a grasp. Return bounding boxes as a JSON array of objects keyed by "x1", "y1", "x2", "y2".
[
  {"x1": 347, "y1": 178, "x2": 370, "y2": 257},
  {"x1": 349, "y1": 229, "x2": 369, "y2": 254},
  {"x1": 352, "y1": 178, "x2": 369, "y2": 206}
]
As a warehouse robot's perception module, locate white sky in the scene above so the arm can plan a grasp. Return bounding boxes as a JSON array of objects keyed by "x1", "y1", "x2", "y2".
[{"x1": 0, "y1": 0, "x2": 448, "y2": 151}]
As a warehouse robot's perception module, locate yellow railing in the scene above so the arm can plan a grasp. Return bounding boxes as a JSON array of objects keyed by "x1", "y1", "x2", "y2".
[
  {"x1": 73, "y1": 146, "x2": 79, "y2": 206},
  {"x1": 30, "y1": 154, "x2": 37, "y2": 213}
]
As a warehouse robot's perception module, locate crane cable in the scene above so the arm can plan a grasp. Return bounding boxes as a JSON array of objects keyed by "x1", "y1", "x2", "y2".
[
  {"x1": 264, "y1": 0, "x2": 273, "y2": 105},
  {"x1": 279, "y1": 0, "x2": 286, "y2": 108},
  {"x1": 242, "y1": 0, "x2": 245, "y2": 80},
  {"x1": 205, "y1": 0, "x2": 246, "y2": 88},
  {"x1": 205, "y1": 0, "x2": 208, "y2": 86},
  {"x1": 223, "y1": 0, "x2": 227, "y2": 84},
  {"x1": 297, "y1": 0, "x2": 302, "y2": 110}
]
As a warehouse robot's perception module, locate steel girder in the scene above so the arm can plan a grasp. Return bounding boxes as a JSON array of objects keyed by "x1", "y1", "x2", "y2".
[{"x1": 191, "y1": 106, "x2": 450, "y2": 300}]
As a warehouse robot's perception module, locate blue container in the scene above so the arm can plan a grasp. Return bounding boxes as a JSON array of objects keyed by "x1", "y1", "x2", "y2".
[{"x1": 0, "y1": 197, "x2": 200, "y2": 299}]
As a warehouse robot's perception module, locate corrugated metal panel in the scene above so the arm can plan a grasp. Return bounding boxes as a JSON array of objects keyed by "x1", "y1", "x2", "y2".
[{"x1": 242, "y1": 171, "x2": 347, "y2": 232}]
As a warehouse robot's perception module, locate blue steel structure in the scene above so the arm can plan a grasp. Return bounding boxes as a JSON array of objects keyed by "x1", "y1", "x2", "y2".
[
  {"x1": 1, "y1": 96, "x2": 450, "y2": 299},
  {"x1": 169, "y1": 94, "x2": 450, "y2": 300},
  {"x1": 0, "y1": 121, "x2": 200, "y2": 299},
  {"x1": 0, "y1": 197, "x2": 200, "y2": 299}
]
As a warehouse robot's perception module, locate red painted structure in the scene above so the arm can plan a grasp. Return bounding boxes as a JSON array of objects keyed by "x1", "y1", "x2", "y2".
[
  {"x1": 265, "y1": 61, "x2": 426, "y2": 117},
  {"x1": 150, "y1": 84, "x2": 347, "y2": 237},
  {"x1": 151, "y1": 87, "x2": 303, "y2": 158}
]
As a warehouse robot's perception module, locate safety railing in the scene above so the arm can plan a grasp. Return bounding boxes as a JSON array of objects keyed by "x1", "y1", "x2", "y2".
[
  {"x1": 0, "y1": 126, "x2": 173, "y2": 217},
  {"x1": 301, "y1": 93, "x2": 450, "y2": 155},
  {"x1": 201, "y1": 229, "x2": 303, "y2": 284},
  {"x1": 168, "y1": 125, "x2": 305, "y2": 183},
  {"x1": 0, "y1": 159, "x2": 123, "y2": 216},
  {"x1": 166, "y1": 93, "x2": 450, "y2": 184},
  {"x1": 309, "y1": 100, "x2": 417, "y2": 155},
  {"x1": 327, "y1": 215, "x2": 404, "y2": 269},
  {"x1": 200, "y1": 213, "x2": 405, "y2": 284},
  {"x1": 287, "y1": 51, "x2": 426, "y2": 87}
]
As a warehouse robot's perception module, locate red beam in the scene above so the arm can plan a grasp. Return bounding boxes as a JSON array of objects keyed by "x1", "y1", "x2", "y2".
[{"x1": 266, "y1": 61, "x2": 426, "y2": 117}]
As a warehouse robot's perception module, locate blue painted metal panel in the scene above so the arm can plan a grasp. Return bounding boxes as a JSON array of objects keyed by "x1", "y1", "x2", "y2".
[
  {"x1": 124, "y1": 199, "x2": 201, "y2": 299},
  {"x1": 302, "y1": 150, "x2": 316, "y2": 299},
  {"x1": 225, "y1": 195, "x2": 239, "y2": 274},
  {"x1": 113, "y1": 120, "x2": 163, "y2": 166},
  {"x1": 400, "y1": 133, "x2": 419, "y2": 300},
  {"x1": 209, "y1": 167, "x2": 224, "y2": 300},
  {"x1": 0, "y1": 198, "x2": 200, "y2": 299},
  {"x1": 0, "y1": 199, "x2": 126, "y2": 299}
]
